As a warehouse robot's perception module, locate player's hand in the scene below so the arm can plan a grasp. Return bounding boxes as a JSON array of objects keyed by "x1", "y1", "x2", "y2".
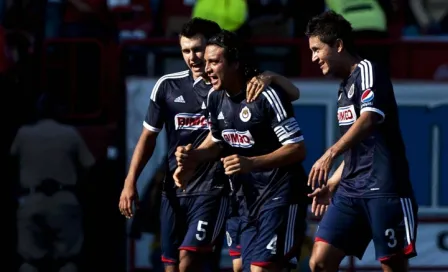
[
  {"x1": 221, "y1": 154, "x2": 253, "y2": 175},
  {"x1": 246, "y1": 73, "x2": 271, "y2": 102},
  {"x1": 308, "y1": 149, "x2": 335, "y2": 189},
  {"x1": 119, "y1": 184, "x2": 140, "y2": 219},
  {"x1": 173, "y1": 166, "x2": 194, "y2": 189},
  {"x1": 307, "y1": 185, "x2": 332, "y2": 217},
  {"x1": 175, "y1": 144, "x2": 194, "y2": 169}
]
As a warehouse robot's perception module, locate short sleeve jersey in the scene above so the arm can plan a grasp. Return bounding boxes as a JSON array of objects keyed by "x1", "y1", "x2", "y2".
[
  {"x1": 144, "y1": 70, "x2": 228, "y2": 196},
  {"x1": 337, "y1": 59, "x2": 414, "y2": 198},
  {"x1": 207, "y1": 85, "x2": 308, "y2": 217}
]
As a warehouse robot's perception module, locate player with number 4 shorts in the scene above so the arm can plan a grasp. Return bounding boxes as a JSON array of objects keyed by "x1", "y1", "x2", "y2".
[{"x1": 174, "y1": 30, "x2": 309, "y2": 272}]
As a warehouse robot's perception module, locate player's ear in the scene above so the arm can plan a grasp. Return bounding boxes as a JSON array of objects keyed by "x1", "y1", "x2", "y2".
[{"x1": 335, "y1": 39, "x2": 343, "y2": 54}]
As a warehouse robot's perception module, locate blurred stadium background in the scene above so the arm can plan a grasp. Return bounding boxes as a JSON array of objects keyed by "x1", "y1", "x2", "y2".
[{"x1": 3, "y1": 0, "x2": 448, "y2": 271}]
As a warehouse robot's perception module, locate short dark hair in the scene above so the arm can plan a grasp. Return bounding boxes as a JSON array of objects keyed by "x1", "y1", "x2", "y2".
[
  {"x1": 207, "y1": 30, "x2": 260, "y2": 80},
  {"x1": 305, "y1": 10, "x2": 356, "y2": 55},
  {"x1": 180, "y1": 17, "x2": 222, "y2": 40}
]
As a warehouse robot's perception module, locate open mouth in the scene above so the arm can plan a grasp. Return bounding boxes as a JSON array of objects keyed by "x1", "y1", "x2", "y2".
[
  {"x1": 191, "y1": 63, "x2": 202, "y2": 70},
  {"x1": 209, "y1": 75, "x2": 218, "y2": 85}
]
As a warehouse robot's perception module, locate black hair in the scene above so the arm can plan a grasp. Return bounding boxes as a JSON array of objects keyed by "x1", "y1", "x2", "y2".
[
  {"x1": 207, "y1": 30, "x2": 260, "y2": 81},
  {"x1": 180, "y1": 17, "x2": 222, "y2": 40},
  {"x1": 305, "y1": 10, "x2": 356, "y2": 55}
]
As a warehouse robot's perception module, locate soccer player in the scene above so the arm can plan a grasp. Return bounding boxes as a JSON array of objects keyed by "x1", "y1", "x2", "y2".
[
  {"x1": 305, "y1": 11, "x2": 418, "y2": 272},
  {"x1": 174, "y1": 30, "x2": 308, "y2": 272},
  {"x1": 118, "y1": 18, "x2": 302, "y2": 272}
]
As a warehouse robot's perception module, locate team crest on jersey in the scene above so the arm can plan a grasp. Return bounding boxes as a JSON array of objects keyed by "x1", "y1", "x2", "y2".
[
  {"x1": 361, "y1": 89, "x2": 374, "y2": 103},
  {"x1": 222, "y1": 129, "x2": 254, "y2": 148},
  {"x1": 348, "y1": 84, "x2": 355, "y2": 99},
  {"x1": 337, "y1": 105, "x2": 357, "y2": 126},
  {"x1": 174, "y1": 113, "x2": 208, "y2": 130},
  {"x1": 239, "y1": 106, "x2": 251, "y2": 122}
]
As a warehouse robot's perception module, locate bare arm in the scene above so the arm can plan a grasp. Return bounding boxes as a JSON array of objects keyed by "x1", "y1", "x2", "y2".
[
  {"x1": 327, "y1": 161, "x2": 344, "y2": 191},
  {"x1": 263, "y1": 71, "x2": 300, "y2": 101},
  {"x1": 251, "y1": 142, "x2": 305, "y2": 170},
  {"x1": 327, "y1": 112, "x2": 380, "y2": 159},
  {"x1": 124, "y1": 129, "x2": 158, "y2": 187}
]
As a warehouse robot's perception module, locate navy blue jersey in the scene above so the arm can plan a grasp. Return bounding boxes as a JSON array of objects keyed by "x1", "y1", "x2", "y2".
[
  {"x1": 207, "y1": 85, "x2": 308, "y2": 217},
  {"x1": 337, "y1": 59, "x2": 414, "y2": 198},
  {"x1": 144, "y1": 70, "x2": 227, "y2": 196}
]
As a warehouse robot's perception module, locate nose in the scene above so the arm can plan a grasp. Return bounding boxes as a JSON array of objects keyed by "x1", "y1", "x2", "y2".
[
  {"x1": 205, "y1": 62, "x2": 211, "y2": 74},
  {"x1": 312, "y1": 52, "x2": 319, "y2": 63}
]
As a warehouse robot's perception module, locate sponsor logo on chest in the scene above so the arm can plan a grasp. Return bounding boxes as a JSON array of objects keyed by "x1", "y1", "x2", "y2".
[
  {"x1": 337, "y1": 105, "x2": 357, "y2": 126},
  {"x1": 222, "y1": 129, "x2": 254, "y2": 148},
  {"x1": 175, "y1": 113, "x2": 208, "y2": 130}
]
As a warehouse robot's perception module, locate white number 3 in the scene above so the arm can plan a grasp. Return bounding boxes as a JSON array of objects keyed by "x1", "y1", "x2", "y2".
[
  {"x1": 196, "y1": 220, "x2": 208, "y2": 241},
  {"x1": 385, "y1": 228, "x2": 397, "y2": 248}
]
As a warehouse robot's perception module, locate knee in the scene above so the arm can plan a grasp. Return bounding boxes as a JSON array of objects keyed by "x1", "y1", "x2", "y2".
[
  {"x1": 233, "y1": 258, "x2": 242, "y2": 272},
  {"x1": 309, "y1": 255, "x2": 327, "y2": 272}
]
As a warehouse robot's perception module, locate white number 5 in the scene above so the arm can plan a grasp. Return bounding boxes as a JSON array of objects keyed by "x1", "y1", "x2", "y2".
[
  {"x1": 385, "y1": 228, "x2": 397, "y2": 248},
  {"x1": 196, "y1": 220, "x2": 208, "y2": 241}
]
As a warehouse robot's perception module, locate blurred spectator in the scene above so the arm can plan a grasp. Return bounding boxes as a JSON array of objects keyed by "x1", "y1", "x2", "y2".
[
  {"x1": 11, "y1": 93, "x2": 95, "y2": 272},
  {"x1": 409, "y1": 0, "x2": 448, "y2": 35}
]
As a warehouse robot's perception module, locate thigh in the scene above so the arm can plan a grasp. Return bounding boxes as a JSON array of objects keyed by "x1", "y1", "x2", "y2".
[
  {"x1": 181, "y1": 194, "x2": 229, "y2": 252},
  {"x1": 367, "y1": 197, "x2": 418, "y2": 261},
  {"x1": 245, "y1": 205, "x2": 296, "y2": 270},
  {"x1": 315, "y1": 193, "x2": 371, "y2": 259},
  {"x1": 226, "y1": 215, "x2": 242, "y2": 258},
  {"x1": 284, "y1": 203, "x2": 308, "y2": 267},
  {"x1": 48, "y1": 203, "x2": 84, "y2": 259},
  {"x1": 240, "y1": 219, "x2": 257, "y2": 272},
  {"x1": 160, "y1": 194, "x2": 184, "y2": 264},
  {"x1": 17, "y1": 197, "x2": 49, "y2": 261}
]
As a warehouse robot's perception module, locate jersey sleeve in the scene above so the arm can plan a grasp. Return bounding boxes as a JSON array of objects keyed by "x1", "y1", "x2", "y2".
[
  {"x1": 262, "y1": 86, "x2": 304, "y2": 145},
  {"x1": 206, "y1": 89, "x2": 222, "y2": 143},
  {"x1": 357, "y1": 60, "x2": 389, "y2": 122},
  {"x1": 143, "y1": 78, "x2": 168, "y2": 132}
]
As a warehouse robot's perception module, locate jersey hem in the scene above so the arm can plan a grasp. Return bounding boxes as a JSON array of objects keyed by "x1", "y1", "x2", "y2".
[
  {"x1": 162, "y1": 189, "x2": 226, "y2": 197},
  {"x1": 336, "y1": 192, "x2": 413, "y2": 198}
]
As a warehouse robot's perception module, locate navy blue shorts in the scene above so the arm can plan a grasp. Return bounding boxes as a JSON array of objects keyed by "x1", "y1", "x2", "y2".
[
  {"x1": 160, "y1": 193, "x2": 229, "y2": 264},
  {"x1": 315, "y1": 192, "x2": 418, "y2": 261},
  {"x1": 240, "y1": 203, "x2": 307, "y2": 271},
  {"x1": 226, "y1": 195, "x2": 245, "y2": 259}
]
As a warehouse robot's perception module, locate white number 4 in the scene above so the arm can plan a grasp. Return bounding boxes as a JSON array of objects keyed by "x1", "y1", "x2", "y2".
[
  {"x1": 196, "y1": 220, "x2": 208, "y2": 241},
  {"x1": 385, "y1": 228, "x2": 397, "y2": 248},
  {"x1": 266, "y1": 235, "x2": 277, "y2": 254}
]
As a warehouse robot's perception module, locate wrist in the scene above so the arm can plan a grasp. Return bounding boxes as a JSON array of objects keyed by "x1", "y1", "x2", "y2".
[
  {"x1": 327, "y1": 179, "x2": 339, "y2": 192},
  {"x1": 124, "y1": 179, "x2": 136, "y2": 188},
  {"x1": 247, "y1": 156, "x2": 258, "y2": 171},
  {"x1": 188, "y1": 149, "x2": 202, "y2": 165},
  {"x1": 328, "y1": 146, "x2": 340, "y2": 159}
]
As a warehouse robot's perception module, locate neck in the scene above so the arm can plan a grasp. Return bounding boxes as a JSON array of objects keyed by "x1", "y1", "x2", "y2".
[
  {"x1": 225, "y1": 75, "x2": 244, "y2": 96},
  {"x1": 338, "y1": 54, "x2": 363, "y2": 79}
]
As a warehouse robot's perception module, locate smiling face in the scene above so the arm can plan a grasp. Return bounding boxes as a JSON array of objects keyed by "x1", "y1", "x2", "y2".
[
  {"x1": 180, "y1": 34, "x2": 207, "y2": 78},
  {"x1": 308, "y1": 35, "x2": 343, "y2": 76},
  {"x1": 204, "y1": 44, "x2": 239, "y2": 91}
]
